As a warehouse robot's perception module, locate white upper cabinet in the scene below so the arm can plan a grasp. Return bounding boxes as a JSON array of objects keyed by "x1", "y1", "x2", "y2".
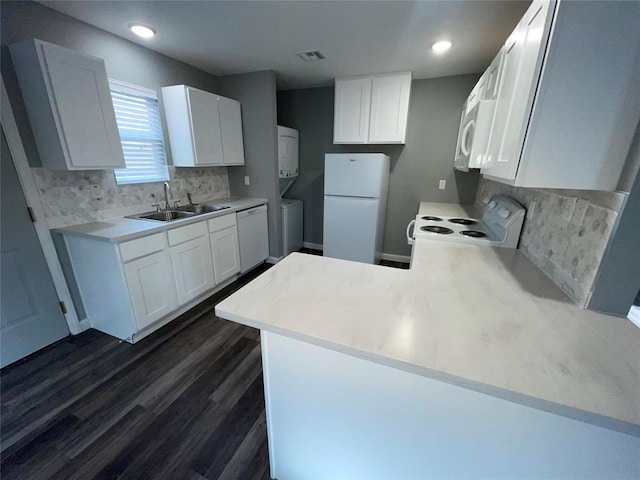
[
  {"x1": 482, "y1": 0, "x2": 640, "y2": 190},
  {"x1": 162, "y1": 85, "x2": 245, "y2": 167},
  {"x1": 334, "y1": 72, "x2": 412, "y2": 144},
  {"x1": 334, "y1": 77, "x2": 372, "y2": 144},
  {"x1": 368, "y1": 72, "x2": 412, "y2": 143},
  {"x1": 9, "y1": 39, "x2": 125, "y2": 170},
  {"x1": 187, "y1": 87, "x2": 224, "y2": 166},
  {"x1": 218, "y1": 96, "x2": 245, "y2": 165}
]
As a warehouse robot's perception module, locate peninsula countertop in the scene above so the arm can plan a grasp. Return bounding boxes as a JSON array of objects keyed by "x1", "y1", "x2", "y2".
[
  {"x1": 52, "y1": 197, "x2": 268, "y2": 243},
  {"x1": 216, "y1": 203, "x2": 640, "y2": 436}
]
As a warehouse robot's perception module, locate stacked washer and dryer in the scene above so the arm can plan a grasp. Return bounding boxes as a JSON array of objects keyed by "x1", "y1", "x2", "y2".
[{"x1": 278, "y1": 126, "x2": 303, "y2": 257}]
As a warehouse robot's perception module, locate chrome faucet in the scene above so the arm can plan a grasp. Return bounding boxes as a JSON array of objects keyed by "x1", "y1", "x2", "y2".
[{"x1": 163, "y1": 182, "x2": 172, "y2": 210}]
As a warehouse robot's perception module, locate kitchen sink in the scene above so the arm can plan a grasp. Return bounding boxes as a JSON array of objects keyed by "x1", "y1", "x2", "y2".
[
  {"x1": 128, "y1": 204, "x2": 231, "y2": 222},
  {"x1": 129, "y1": 210, "x2": 197, "y2": 222},
  {"x1": 175, "y1": 204, "x2": 230, "y2": 214}
]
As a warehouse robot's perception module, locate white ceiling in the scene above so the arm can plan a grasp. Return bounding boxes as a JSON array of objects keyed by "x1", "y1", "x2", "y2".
[{"x1": 39, "y1": 0, "x2": 530, "y2": 90}]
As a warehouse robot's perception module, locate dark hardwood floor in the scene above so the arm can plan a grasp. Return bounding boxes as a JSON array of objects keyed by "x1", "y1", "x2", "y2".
[{"x1": 0, "y1": 264, "x2": 272, "y2": 480}]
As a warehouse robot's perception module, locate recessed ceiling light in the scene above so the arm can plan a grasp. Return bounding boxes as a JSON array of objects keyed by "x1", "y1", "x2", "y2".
[
  {"x1": 432, "y1": 40, "x2": 452, "y2": 54},
  {"x1": 130, "y1": 24, "x2": 156, "y2": 39}
]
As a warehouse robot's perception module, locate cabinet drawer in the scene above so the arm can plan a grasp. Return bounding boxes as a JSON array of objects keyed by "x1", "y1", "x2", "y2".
[
  {"x1": 119, "y1": 233, "x2": 165, "y2": 263},
  {"x1": 208, "y1": 213, "x2": 237, "y2": 233},
  {"x1": 167, "y1": 221, "x2": 208, "y2": 246}
]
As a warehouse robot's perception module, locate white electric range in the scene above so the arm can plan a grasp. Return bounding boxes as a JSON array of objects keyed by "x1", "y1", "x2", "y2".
[{"x1": 407, "y1": 195, "x2": 526, "y2": 248}]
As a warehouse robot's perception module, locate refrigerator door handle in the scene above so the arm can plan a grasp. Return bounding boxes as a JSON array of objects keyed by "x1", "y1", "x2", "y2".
[
  {"x1": 406, "y1": 219, "x2": 415, "y2": 246},
  {"x1": 324, "y1": 194, "x2": 379, "y2": 200}
]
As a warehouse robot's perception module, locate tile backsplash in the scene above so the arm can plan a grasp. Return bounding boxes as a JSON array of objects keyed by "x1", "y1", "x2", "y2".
[
  {"x1": 32, "y1": 167, "x2": 230, "y2": 228},
  {"x1": 476, "y1": 178, "x2": 627, "y2": 307}
]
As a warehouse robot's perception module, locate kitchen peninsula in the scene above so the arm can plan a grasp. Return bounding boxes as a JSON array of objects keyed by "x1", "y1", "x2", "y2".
[{"x1": 215, "y1": 204, "x2": 640, "y2": 479}]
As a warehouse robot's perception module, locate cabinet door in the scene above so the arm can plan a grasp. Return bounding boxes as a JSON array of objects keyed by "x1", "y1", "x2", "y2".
[
  {"x1": 334, "y1": 77, "x2": 371, "y2": 144},
  {"x1": 41, "y1": 42, "x2": 125, "y2": 169},
  {"x1": 483, "y1": 48, "x2": 504, "y2": 101},
  {"x1": 483, "y1": 0, "x2": 551, "y2": 180},
  {"x1": 124, "y1": 251, "x2": 177, "y2": 330},
  {"x1": 170, "y1": 235, "x2": 215, "y2": 305},
  {"x1": 368, "y1": 72, "x2": 412, "y2": 143},
  {"x1": 187, "y1": 87, "x2": 224, "y2": 165},
  {"x1": 210, "y1": 226, "x2": 241, "y2": 284},
  {"x1": 219, "y1": 96, "x2": 245, "y2": 165}
]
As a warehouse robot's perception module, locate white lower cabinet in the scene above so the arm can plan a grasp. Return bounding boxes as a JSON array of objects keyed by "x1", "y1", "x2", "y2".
[
  {"x1": 170, "y1": 235, "x2": 216, "y2": 305},
  {"x1": 210, "y1": 226, "x2": 241, "y2": 284},
  {"x1": 63, "y1": 210, "x2": 255, "y2": 343},
  {"x1": 123, "y1": 250, "x2": 177, "y2": 330}
]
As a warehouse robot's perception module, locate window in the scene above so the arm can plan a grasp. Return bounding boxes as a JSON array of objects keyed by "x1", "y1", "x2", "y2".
[{"x1": 110, "y1": 79, "x2": 169, "y2": 184}]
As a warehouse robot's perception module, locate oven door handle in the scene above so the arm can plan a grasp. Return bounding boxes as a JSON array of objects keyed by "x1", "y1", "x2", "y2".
[{"x1": 406, "y1": 219, "x2": 415, "y2": 246}]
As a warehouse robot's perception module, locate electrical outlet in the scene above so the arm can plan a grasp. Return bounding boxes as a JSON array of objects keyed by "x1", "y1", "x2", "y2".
[
  {"x1": 439, "y1": 180, "x2": 446, "y2": 190},
  {"x1": 562, "y1": 197, "x2": 577, "y2": 222},
  {"x1": 571, "y1": 199, "x2": 588, "y2": 226},
  {"x1": 90, "y1": 184, "x2": 103, "y2": 201},
  {"x1": 527, "y1": 201, "x2": 536, "y2": 220},
  {"x1": 244, "y1": 176, "x2": 250, "y2": 186}
]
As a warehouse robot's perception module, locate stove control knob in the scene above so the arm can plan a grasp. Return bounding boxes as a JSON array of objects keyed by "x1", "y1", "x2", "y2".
[
  {"x1": 488, "y1": 200, "x2": 497, "y2": 209},
  {"x1": 498, "y1": 208, "x2": 511, "y2": 218}
]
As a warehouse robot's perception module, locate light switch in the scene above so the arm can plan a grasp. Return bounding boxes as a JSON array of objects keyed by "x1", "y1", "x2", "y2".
[
  {"x1": 244, "y1": 176, "x2": 250, "y2": 186},
  {"x1": 439, "y1": 180, "x2": 446, "y2": 190}
]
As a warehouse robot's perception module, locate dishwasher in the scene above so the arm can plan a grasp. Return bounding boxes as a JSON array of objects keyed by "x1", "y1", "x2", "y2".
[{"x1": 237, "y1": 204, "x2": 269, "y2": 273}]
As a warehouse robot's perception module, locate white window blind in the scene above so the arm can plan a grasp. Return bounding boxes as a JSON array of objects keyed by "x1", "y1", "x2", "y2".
[{"x1": 110, "y1": 79, "x2": 169, "y2": 185}]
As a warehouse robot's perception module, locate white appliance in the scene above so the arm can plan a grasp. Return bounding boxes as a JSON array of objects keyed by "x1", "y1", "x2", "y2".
[
  {"x1": 407, "y1": 195, "x2": 525, "y2": 248},
  {"x1": 323, "y1": 153, "x2": 389, "y2": 264},
  {"x1": 281, "y1": 198, "x2": 303, "y2": 256},
  {"x1": 237, "y1": 205, "x2": 269, "y2": 272},
  {"x1": 278, "y1": 126, "x2": 298, "y2": 178},
  {"x1": 454, "y1": 49, "x2": 503, "y2": 172}
]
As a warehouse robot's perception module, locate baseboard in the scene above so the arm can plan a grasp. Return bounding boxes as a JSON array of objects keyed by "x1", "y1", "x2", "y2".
[
  {"x1": 628, "y1": 305, "x2": 640, "y2": 329},
  {"x1": 380, "y1": 253, "x2": 411, "y2": 264},
  {"x1": 267, "y1": 256, "x2": 284, "y2": 264},
  {"x1": 78, "y1": 318, "x2": 91, "y2": 332},
  {"x1": 303, "y1": 242, "x2": 323, "y2": 250}
]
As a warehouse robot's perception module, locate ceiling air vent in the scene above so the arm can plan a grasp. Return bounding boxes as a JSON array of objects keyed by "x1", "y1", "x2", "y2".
[{"x1": 296, "y1": 50, "x2": 326, "y2": 62}]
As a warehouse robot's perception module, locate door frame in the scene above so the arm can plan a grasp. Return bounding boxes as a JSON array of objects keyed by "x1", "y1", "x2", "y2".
[{"x1": 1, "y1": 74, "x2": 84, "y2": 335}]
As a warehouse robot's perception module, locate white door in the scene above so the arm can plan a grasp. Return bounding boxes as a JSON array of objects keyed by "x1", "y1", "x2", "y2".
[
  {"x1": 1, "y1": 129, "x2": 69, "y2": 368},
  {"x1": 170, "y1": 236, "x2": 215, "y2": 305},
  {"x1": 323, "y1": 196, "x2": 379, "y2": 264},
  {"x1": 123, "y1": 250, "x2": 178, "y2": 330},
  {"x1": 210, "y1": 226, "x2": 241, "y2": 284},
  {"x1": 41, "y1": 42, "x2": 125, "y2": 169},
  {"x1": 368, "y1": 72, "x2": 412, "y2": 143},
  {"x1": 484, "y1": 0, "x2": 551, "y2": 180},
  {"x1": 334, "y1": 77, "x2": 371, "y2": 144},
  {"x1": 187, "y1": 87, "x2": 224, "y2": 165},
  {"x1": 219, "y1": 96, "x2": 245, "y2": 165}
]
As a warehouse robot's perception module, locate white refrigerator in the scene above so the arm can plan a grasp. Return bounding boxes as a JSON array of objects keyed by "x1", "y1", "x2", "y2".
[{"x1": 323, "y1": 153, "x2": 390, "y2": 264}]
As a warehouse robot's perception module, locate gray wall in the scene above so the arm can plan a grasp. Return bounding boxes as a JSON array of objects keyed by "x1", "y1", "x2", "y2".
[
  {"x1": 218, "y1": 71, "x2": 281, "y2": 258},
  {"x1": 1, "y1": 0, "x2": 220, "y2": 168},
  {"x1": 277, "y1": 75, "x2": 481, "y2": 257},
  {"x1": 589, "y1": 123, "x2": 640, "y2": 315}
]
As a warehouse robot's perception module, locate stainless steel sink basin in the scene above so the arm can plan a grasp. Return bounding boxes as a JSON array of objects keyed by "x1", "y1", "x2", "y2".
[
  {"x1": 176, "y1": 204, "x2": 231, "y2": 214},
  {"x1": 129, "y1": 210, "x2": 197, "y2": 222}
]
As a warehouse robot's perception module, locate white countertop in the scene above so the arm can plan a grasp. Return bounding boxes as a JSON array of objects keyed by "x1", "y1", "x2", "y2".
[
  {"x1": 53, "y1": 197, "x2": 268, "y2": 243},
  {"x1": 216, "y1": 203, "x2": 640, "y2": 436}
]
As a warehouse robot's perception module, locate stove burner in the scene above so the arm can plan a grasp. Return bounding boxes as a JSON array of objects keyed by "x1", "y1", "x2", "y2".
[
  {"x1": 421, "y1": 216, "x2": 443, "y2": 221},
  {"x1": 460, "y1": 230, "x2": 487, "y2": 238},
  {"x1": 448, "y1": 218, "x2": 477, "y2": 225},
  {"x1": 420, "y1": 225, "x2": 454, "y2": 235}
]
